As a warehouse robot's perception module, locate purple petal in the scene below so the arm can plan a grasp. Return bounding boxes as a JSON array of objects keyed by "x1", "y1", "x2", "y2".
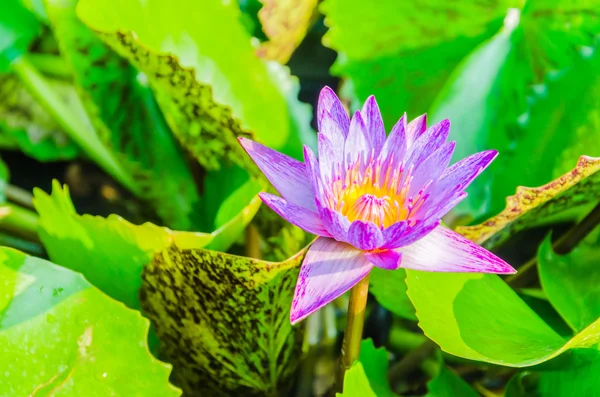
[
  {"x1": 318, "y1": 205, "x2": 351, "y2": 242},
  {"x1": 319, "y1": 111, "x2": 346, "y2": 156},
  {"x1": 348, "y1": 220, "x2": 383, "y2": 250},
  {"x1": 406, "y1": 114, "x2": 427, "y2": 146},
  {"x1": 344, "y1": 111, "x2": 371, "y2": 165},
  {"x1": 303, "y1": 145, "x2": 327, "y2": 204},
  {"x1": 438, "y1": 150, "x2": 498, "y2": 193},
  {"x1": 399, "y1": 226, "x2": 516, "y2": 273},
  {"x1": 364, "y1": 250, "x2": 402, "y2": 270},
  {"x1": 378, "y1": 114, "x2": 407, "y2": 166},
  {"x1": 318, "y1": 133, "x2": 342, "y2": 182},
  {"x1": 290, "y1": 237, "x2": 373, "y2": 324},
  {"x1": 239, "y1": 138, "x2": 316, "y2": 211},
  {"x1": 382, "y1": 220, "x2": 440, "y2": 249},
  {"x1": 259, "y1": 192, "x2": 331, "y2": 237},
  {"x1": 405, "y1": 119, "x2": 450, "y2": 168},
  {"x1": 409, "y1": 141, "x2": 456, "y2": 197},
  {"x1": 360, "y1": 95, "x2": 386, "y2": 155},
  {"x1": 423, "y1": 150, "x2": 498, "y2": 218},
  {"x1": 318, "y1": 86, "x2": 350, "y2": 136},
  {"x1": 381, "y1": 221, "x2": 409, "y2": 247}
]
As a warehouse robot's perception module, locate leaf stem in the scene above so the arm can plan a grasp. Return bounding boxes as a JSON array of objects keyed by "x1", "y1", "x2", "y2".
[
  {"x1": 6, "y1": 184, "x2": 34, "y2": 210},
  {"x1": 507, "y1": 201, "x2": 600, "y2": 288},
  {"x1": 0, "y1": 203, "x2": 39, "y2": 242},
  {"x1": 25, "y1": 54, "x2": 72, "y2": 79},
  {"x1": 335, "y1": 274, "x2": 370, "y2": 391},
  {"x1": 10, "y1": 57, "x2": 138, "y2": 193},
  {"x1": 244, "y1": 224, "x2": 261, "y2": 259},
  {"x1": 388, "y1": 340, "x2": 436, "y2": 390}
]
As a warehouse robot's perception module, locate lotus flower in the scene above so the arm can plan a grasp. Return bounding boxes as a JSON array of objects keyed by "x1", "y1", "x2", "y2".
[{"x1": 239, "y1": 87, "x2": 516, "y2": 324}]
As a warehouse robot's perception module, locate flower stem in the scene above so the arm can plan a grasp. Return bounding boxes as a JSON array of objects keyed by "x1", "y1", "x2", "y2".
[
  {"x1": 335, "y1": 274, "x2": 370, "y2": 391},
  {"x1": 0, "y1": 203, "x2": 39, "y2": 242}
]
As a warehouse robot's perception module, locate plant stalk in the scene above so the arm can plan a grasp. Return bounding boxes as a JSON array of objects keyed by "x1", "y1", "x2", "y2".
[
  {"x1": 25, "y1": 54, "x2": 72, "y2": 79},
  {"x1": 6, "y1": 184, "x2": 34, "y2": 210},
  {"x1": 335, "y1": 274, "x2": 370, "y2": 392},
  {"x1": 0, "y1": 203, "x2": 39, "y2": 242},
  {"x1": 507, "y1": 201, "x2": 600, "y2": 288}
]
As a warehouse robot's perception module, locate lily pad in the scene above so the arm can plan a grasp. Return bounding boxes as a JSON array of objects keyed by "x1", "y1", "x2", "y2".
[
  {"x1": 406, "y1": 270, "x2": 600, "y2": 367},
  {"x1": 0, "y1": 247, "x2": 180, "y2": 396},
  {"x1": 140, "y1": 243, "x2": 307, "y2": 396}
]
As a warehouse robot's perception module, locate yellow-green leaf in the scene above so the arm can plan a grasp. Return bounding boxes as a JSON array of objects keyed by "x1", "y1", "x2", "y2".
[
  {"x1": 0, "y1": 247, "x2": 180, "y2": 396},
  {"x1": 256, "y1": 0, "x2": 318, "y2": 63}
]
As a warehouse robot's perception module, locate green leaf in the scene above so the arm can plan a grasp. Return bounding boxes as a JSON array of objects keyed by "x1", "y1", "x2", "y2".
[
  {"x1": 0, "y1": 0, "x2": 40, "y2": 71},
  {"x1": 369, "y1": 267, "x2": 416, "y2": 321},
  {"x1": 457, "y1": 156, "x2": 600, "y2": 250},
  {"x1": 0, "y1": 247, "x2": 180, "y2": 396},
  {"x1": 253, "y1": 201, "x2": 310, "y2": 262},
  {"x1": 77, "y1": 0, "x2": 315, "y2": 172},
  {"x1": 32, "y1": 181, "x2": 212, "y2": 310},
  {"x1": 43, "y1": 0, "x2": 202, "y2": 230},
  {"x1": 429, "y1": 3, "x2": 600, "y2": 219},
  {"x1": 320, "y1": 0, "x2": 513, "y2": 126},
  {"x1": 256, "y1": 0, "x2": 318, "y2": 63},
  {"x1": 337, "y1": 363, "x2": 377, "y2": 397},
  {"x1": 337, "y1": 339, "x2": 394, "y2": 397},
  {"x1": 505, "y1": 352, "x2": 600, "y2": 397},
  {"x1": 140, "y1": 243, "x2": 306, "y2": 396},
  {"x1": 406, "y1": 270, "x2": 600, "y2": 367},
  {"x1": 425, "y1": 354, "x2": 478, "y2": 397},
  {"x1": 0, "y1": 73, "x2": 79, "y2": 161},
  {"x1": 538, "y1": 235, "x2": 600, "y2": 332}
]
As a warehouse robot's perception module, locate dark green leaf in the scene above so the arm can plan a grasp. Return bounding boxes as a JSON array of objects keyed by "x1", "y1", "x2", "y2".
[
  {"x1": 320, "y1": 0, "x2": 513, "y2": 126},
  {"x1": 0, "y1": 73, "x2": 79, "y2": 161},
  {"x1": 430, "y1": 2, "x2": 600, "y2": 219},
  {"x1": 505, "y1": 352, "x2": 600, "y2": 397},
  {"x1": 44, "y1": 0, "x2": 201, "y2": 230},
  {"x1": 0, "y1": 0, "x2": 40, "y2": 71},
  {"x1": 538, "y1": 235, "x2": 600, "y2": 332}
]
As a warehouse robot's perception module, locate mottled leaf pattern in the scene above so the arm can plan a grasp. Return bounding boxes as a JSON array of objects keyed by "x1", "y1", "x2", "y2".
[
  {"x1": 0, "y1": 73, "x2": 79, "y2": 161},
  {"x1": 457, "y1": 156, "x2": 600, "y2": 249},
  {"x1": 140, "y1": 244, "x2": 307, "y2": 396},
  {"x1": 77, "y1": 0, "x2": 313, "y2": 171},
  {"x1": 44, "y1": 0, "x2": 201, "y2": 230}
]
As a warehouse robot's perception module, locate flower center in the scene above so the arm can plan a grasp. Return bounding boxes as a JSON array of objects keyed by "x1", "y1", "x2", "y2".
[{"x1": 326, "y1": 156, "x2": 412, "y2": 228}]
